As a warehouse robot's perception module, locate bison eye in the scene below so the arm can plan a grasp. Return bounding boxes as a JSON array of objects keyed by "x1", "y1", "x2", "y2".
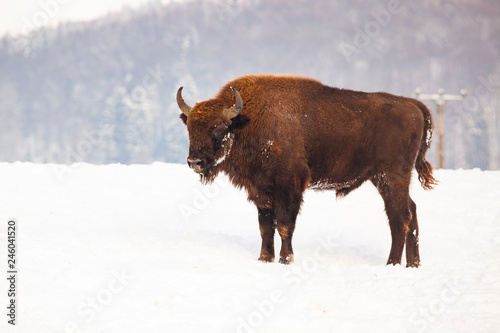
[{"x1": 212, "y1": 123, "x2": 228, "y2": 141}]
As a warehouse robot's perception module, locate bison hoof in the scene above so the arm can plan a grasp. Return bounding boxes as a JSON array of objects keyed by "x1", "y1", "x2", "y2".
[
  {"x1": 406, "y1": 260, "x2": 420, "y2": 268},
  {"x1": 386, "y1": 259, "x2": 402, "y2": 266},
  {"x1": 279, "y1": 254, "x2": 294, "y2": 265},
  {"x1": 258, "y1": 254, "x2": 275, "y2": 263}
]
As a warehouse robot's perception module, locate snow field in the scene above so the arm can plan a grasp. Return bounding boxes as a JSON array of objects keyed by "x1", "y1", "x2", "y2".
[{"x1": 0, "y1": 163, "x2": 499, "y2": 332}]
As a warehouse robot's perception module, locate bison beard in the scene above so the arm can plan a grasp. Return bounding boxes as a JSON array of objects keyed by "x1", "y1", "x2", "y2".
[
  {"x1": 199, "y1": 132, "x2": 234, "y2": 185},
  {"x1": 178, "y1": 74, "x2": 437, "y2": 267}
]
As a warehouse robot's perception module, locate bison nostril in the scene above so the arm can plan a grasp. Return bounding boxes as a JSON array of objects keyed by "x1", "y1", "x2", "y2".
[{"x1": 187, "y1": 158, "x2": 204, "y2": 170}]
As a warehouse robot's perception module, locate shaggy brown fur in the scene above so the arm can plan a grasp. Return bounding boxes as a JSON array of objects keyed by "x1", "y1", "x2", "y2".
[{"x1": 178, "y1": 74, "x2": 437, "y2": 267}]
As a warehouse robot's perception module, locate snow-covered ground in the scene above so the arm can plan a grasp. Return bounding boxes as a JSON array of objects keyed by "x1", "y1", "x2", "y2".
[{"x1": 0, "y1": 162, "x2": 499, "y2": 332}]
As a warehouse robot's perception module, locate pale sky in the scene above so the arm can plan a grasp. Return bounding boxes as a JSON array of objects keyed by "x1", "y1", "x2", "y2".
[{"x1": 0, "y1": 0, "x2": 173, "y2": 36}]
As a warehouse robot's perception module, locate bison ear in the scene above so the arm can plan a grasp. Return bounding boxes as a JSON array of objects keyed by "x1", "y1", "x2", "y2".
[
  {"x1": 180, "y1": 113, "x2": 188, "y2": 125},
  {"x1": 228, "y1": 114, "x2": 250, "y2": 131}
]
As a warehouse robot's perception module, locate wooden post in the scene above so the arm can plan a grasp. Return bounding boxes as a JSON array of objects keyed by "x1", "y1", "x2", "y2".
[
  {"x1": 436, "y1": 101, "x2": 444, "y2": 169},
  {"x1": 415, "y1": 88, "x2": 467, "y2": 169}
]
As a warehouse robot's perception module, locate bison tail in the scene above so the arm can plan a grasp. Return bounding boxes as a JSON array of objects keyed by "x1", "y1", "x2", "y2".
[{"x1": 415, "y1": 102, "x2": 438, "y2": 190}]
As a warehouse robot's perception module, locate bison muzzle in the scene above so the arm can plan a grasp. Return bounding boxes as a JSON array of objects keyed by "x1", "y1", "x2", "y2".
[{"x1": 178, "y1": 74, "x2": 437, "y2": 267}]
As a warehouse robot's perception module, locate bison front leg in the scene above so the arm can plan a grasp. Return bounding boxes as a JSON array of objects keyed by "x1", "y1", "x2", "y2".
[
  {"x1": 275, "y1": 200, "x2": 301, "y2": 265},
  {"x1": 277, "y1": 221, "x2": 295, "y2": 264},
  {"x1": 258, "y1": 208, "x2": 276, "y2": 263}
]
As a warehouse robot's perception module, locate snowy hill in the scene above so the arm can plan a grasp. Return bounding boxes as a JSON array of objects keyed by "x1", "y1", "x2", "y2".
[
  {"x1": 0, "y1": 163, "x2": 499, "y2": 332},
  {"x1": 1, "y1": 0, "x2": 499, "y2": 168}
]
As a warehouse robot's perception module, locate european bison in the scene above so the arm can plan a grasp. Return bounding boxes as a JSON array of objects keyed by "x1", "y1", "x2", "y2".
[{"x1": 177, "y1": 74, "x2": 437, "y2": 267}]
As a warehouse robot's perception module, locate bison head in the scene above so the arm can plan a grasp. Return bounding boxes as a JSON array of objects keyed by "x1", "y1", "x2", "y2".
[{"x1": 177, "y1": 86, "x2": 243, "y2": 183}]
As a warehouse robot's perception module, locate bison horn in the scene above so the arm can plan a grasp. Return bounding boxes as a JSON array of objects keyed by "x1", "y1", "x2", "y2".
[
  {"x1": 176, "y1": 87, "x2": 192, "y2": 116},
  {"x1": 223, "y1": 86, "x2": 243, "y2": 120}
]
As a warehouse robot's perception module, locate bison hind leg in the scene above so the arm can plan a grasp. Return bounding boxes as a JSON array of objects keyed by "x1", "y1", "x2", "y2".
[
  {"x1": 371, "y1": 171, "x2": 419, "y2": 267},
  {"x1": 405, "y1": 198, "x2": 420, "y2": 267}
]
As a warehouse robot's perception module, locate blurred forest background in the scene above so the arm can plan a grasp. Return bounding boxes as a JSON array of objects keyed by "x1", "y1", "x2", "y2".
[{"x1": 0, "y1": 0, "x2": 499, "y2": 169}]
